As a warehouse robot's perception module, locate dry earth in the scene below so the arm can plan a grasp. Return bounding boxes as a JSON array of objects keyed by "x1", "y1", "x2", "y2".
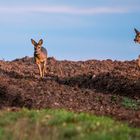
[{"x1": 0, "y1": 56, "x2": 140, "y2": 127}]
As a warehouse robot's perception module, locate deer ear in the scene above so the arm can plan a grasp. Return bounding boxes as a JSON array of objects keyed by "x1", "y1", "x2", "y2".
[
  {"x1": 38, "y1": 39, "x2": 43, "y2": 45},
  {"x1": 134, "y1": 28, "x2": 139, "y2": 34},
  {"x1": 31, "y1": 39, "x2": 37, "y2": 46}
]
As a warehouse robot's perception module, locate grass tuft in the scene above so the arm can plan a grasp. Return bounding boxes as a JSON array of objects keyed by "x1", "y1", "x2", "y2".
[{"x1": 122, "y1": 97, "x2": 140, "y2": 110}]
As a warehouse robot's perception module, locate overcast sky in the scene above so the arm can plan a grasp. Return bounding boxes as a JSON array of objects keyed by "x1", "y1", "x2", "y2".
[{"x1": 0, "y1": 0, "x2": 140, "y2": 61}]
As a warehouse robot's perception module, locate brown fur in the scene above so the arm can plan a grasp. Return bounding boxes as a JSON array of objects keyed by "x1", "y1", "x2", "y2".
[
  {"x1": 134, "y1": 28, "x2": 140, "y2": 44},
  {"x1": 134, "y1": 28, "x2": 140, "y2": 67},
  {"x1": 31, "y1": 39, "x2": 47, "y2": 78}
]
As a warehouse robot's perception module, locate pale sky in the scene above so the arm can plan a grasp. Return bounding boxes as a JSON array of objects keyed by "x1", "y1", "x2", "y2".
[{"x1": 0, "y1": 0, "x2": 140, "y2": 61}]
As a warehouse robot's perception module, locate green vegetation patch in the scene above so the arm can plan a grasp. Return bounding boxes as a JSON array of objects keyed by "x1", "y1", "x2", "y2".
[
  {"x1": 0, "y1": 109, "x2": 139, "y2": 140},
  {"x1": 121, "y1": 97, "x2": 140, "y2": 110}
]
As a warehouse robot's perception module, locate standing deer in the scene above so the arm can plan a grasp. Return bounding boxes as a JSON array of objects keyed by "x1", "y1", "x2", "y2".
[
  {"x1": 134, "y1": 28, "x2": 140, "y2": 67},
  {"x1": 31, "y1": 39, "x2": 47, "y2": 78}
]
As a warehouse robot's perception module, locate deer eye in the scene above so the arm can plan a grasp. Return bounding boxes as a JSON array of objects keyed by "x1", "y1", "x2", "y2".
[
  {"x1": 35, "y1": 46, "x2": 40, "y2": 50},
  {"x1": 36, "y1": 45, "x2": 41, "y2": 48}
]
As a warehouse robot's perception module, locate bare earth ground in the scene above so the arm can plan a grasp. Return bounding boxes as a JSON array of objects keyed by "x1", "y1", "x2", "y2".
[{"x1": 0, "y1": 56, "x2": 140, "y2": 127}]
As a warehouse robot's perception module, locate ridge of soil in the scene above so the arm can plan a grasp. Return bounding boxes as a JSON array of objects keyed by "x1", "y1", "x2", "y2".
[{"x1": 0, "y1": 56, "x2": 140, "y2": 127}]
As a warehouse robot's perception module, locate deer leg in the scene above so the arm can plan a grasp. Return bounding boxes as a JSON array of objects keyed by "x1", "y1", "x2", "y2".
[
  {"x1": 44, "y1": 60, "x2": 47, "y2": 74},
  {"x1": 37, "y1": 63, "x2": 42, "y2": 77},
  {"x1": 42, "y1": 61, "x2": 47, "y2": 77}
]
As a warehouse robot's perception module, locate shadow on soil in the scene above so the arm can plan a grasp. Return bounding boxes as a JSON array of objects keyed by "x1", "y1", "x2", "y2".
[{"x1": 57, "y1": 71, "x2": 140, "y2": 98}]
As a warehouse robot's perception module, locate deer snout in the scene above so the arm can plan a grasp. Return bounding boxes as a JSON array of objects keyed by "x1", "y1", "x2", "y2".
[{"x1": 34, "y1": 48, "x2": 41, "y2": 54}]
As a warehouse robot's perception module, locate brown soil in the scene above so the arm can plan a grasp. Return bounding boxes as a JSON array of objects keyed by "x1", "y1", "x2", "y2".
[{"x1": 0, "y1": 56, "x2": 140, "y2": 127}]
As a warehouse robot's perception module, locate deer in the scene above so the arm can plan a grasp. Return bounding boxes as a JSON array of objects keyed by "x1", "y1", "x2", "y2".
[
  {"x1": 134, "y1": 28, "x2": 140, "y2": 44},
  {"x1": 31, "y1": 39, "x2": 47, "y2": 78},
  {"x1": 134, "y1": 28, "x2": 140, "y2": 67}
]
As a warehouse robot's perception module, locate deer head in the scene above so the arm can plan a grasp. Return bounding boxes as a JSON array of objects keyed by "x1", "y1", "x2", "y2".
[
  {"x1": 134, "y1": 28, "x2": 140, "y2": 44},
  {"x1": 31, "y1": 39, "x2": 43, "y2": 55}
]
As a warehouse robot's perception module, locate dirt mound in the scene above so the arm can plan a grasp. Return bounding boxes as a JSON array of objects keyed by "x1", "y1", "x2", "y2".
[{"x1": 0, "y1": 56, "x2": 140, "y2": 127}]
